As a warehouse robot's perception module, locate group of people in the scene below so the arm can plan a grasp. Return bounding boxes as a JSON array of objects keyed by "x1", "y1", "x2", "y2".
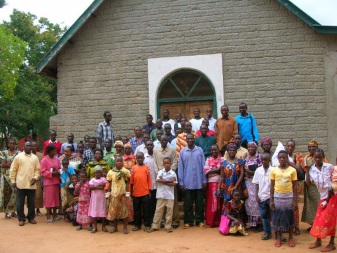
[{"x1": 1, "y1": 103, "x2": 337, "y2": 251}]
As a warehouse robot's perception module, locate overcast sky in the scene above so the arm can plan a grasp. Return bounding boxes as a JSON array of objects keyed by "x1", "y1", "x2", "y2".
[{"x1": 0, "y1": 0, "x2": 336, "y2": 27}]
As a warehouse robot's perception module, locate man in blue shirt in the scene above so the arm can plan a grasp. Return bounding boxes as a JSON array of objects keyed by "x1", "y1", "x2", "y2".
[
  {"x1": 178, "y1": 133, "x2": 206, "y2": 228},
  {"x1": 235, "y1": 103, "x2": 259, "y2": 149}
]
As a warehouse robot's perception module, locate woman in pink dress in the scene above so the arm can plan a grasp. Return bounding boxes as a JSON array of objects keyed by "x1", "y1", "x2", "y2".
[
  {"x1": 40, "y1": 144, "x2": 61, "y2": 223},
  {"x1": 74, "y1": 171, "x2": 92, "y2": 231},
  {"x1": 204, "y1": 144, "x2": 224, "y2": 227},
  {"x1": 88, "y1": 165, "x2": 107, "y2": 233}
]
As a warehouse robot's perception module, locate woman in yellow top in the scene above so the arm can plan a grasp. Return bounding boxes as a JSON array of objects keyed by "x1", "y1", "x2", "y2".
[
  {"x1": 86, "y1": 149, "x2": 110, "y2": 179},
  {"x1": 270, "y1": 150, "x2": 297, "y2": 248}
]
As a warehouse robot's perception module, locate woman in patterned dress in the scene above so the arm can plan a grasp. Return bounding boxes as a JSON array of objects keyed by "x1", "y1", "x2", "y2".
[
  {"x1": 244, "y1": 141, "x2": 262, "y2": 228},
  {"x1": 0, "y1": 139, "x2": 19, "y2": 219}
]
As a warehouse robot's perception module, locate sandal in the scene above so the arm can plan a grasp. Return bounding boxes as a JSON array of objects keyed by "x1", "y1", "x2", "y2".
[
  {"x1": 102, "y1": 227, "x2": 108, "y2": 232},
  {"x1": 183, "y1": 224, "x2": 191, "y2": 229},
  {"x1": 321, "y1": 244, "x2": 336, "y2": 252},
  {"x1": 198, "y1": 223, "x2": 206, "y2": 229},
  {"x1": 76, "y1": 225, "x2": 82, "y2": 231},
  {"x1": 288, "y1": 239, "x2": 296, "y2": 247},
  {"x1": 123, "y1": 229, "x2": 129, "y2": 234},
  {"x1": 91, "y1": 228, "x2": 97, "y2": 233},
  {"x1": 109, "y1": 228, "x2": 117, "y2": 233},
  {"x1": 295, "y1": 227, "x2": 301, "y2": 235},
  {"x1": 11, "y1": 212, "x2": 17, "y2": 218},
  {"x1": 132, "y1": 226, "x2": 140, "y2": 231},
  {"x1": 275, "y1": 240, "x2": 282, "y2": 247},
  {"x1": 5, "y1": 213, "x2": 11, "y2": 219},
  {"x1": 46, "y1": 219, "x2": 53, "y2": 224},
  {"x1": 309, "y1": 241, "x2": 322, "y2": 249}
]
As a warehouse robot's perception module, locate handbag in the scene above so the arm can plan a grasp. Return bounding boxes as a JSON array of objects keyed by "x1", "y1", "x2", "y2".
[{"x1": 219, "y1": 213, "x2": 230, "y2": 235}]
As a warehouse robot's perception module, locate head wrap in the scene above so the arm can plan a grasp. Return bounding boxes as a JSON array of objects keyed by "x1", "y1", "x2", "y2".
[
  {"x1": 114, "y1": 140, "x2": 124, "y2": 147},
  {"x1": 307, "y1": 140, "x2": 318, "y2": 147},
  {"x1": 248, "y1": 141, "x2": 258, "y2": 149},
  {"x1": 260, "y1": 138, "x2": 272, "y2": 148},
  {"x1": 124, "y1": 143, "x2": 132, "y2": 148},
  {"x1": 226, "y1": 140, "x2": 237, "y2": 150},
  {"x1": 94, "y1": 165, "x2": 102, "y2": 172}
]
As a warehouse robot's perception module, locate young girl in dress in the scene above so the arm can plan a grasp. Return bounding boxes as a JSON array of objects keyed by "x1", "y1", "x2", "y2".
[
  {"x1": 270, "y1": 150, "x2": 297, "y2": 247},
  {"x1": 74, "y1": 171, "x2": 92, "y2": 231},
  {"x1": 106, "y1": 156, "x2": 131, "y2": 234},
  {"x1": 307, "y1": 149, "x2": 336, "y2": 252},
  {"x1": 88, "y1": 165, "x2": 108, "y2": 233},
  {"x1": 123, "y1": 143, "x2": 135, "y2": 222},
  {"x1": 226, "y1": 189, "x2": 248, "y2": 236}
]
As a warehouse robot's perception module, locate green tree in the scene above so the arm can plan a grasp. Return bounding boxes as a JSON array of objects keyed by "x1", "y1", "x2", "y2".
[
  {"x1": 0, "y1": 26, "x2": 26, "y2": 99},
  {"x1": 0, "y1": 9, "x2": 65, "y2": 146},
  {"x1": 0, "y1": 0, "x2": 6, "y2": 8}
]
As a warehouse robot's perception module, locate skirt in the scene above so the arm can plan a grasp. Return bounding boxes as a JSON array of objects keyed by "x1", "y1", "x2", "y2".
[
  {"x1": 0, "y1": 171, "x2": 16, "y2": 213},
  {"x1": 88, "y1": 190, "x2": 107, "y2": 218},
  {"x1": 205, "y1": 182, "x2": 221, "y2": 227},
  {"x1": 245, "y1": 178, "x2": 260, "y2": 227},
  {"x1": 44, "y1": 184, "x2": 60, "y2": 208},
  {"x1": 77, "y1": 200, "x2": 92, "y2": 226},
  {"x1": 301, "y1": 183, "x2": 320, "y2": 225},
  {"x1": 273, "y1": 193, "x2": 294, "y2": 231},
  {"x1": 310, "y1": 195, "x2": 337, "y2": 239},
  {"x1": 107, "y1": 195, "x2": 129, "y2": 221}
]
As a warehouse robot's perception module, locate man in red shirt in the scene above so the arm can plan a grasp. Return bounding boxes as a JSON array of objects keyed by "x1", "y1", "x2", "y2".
[{"x1": 43, "y1": 130, "x2": 62, "y2": 157}]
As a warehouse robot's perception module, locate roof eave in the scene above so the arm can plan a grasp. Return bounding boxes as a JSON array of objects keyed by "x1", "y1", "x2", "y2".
[
  {"x1": 278, "y1": 0, "x2": 337, "y2": 34},
  {"x1": 35, "y1": 0, "x2": 105, "y2": 78}
]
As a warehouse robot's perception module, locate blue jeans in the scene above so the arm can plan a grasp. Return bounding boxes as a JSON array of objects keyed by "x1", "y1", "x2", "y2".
[{"x1": 258, "y1": 199, "x2": 271, "y2": 235}]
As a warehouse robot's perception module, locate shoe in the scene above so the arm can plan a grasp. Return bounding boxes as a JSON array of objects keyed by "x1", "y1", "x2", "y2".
[
  {"x1": 144, "y1": 226, "x2": 151, "y2": 232},
  {"x1": 160, "y1": 222, "x2": 165, "y2": 228},
  {"x1": 28, "y1": 219, "x2": 37, "y2": 224},
  {"x1": 183, "y1": 224, "x2": 191, "y2": 229},
  {"x1": 132, "y1": 226, "x2": 140, "y2": 231},
  {"x1": 288, "y1": 239, "x2": 296, "y2": 247},
  {"x1": 321, "y1": 244, "x2": 336, "y2": 252},
  {"x1": 5, "y1": 213, "x2": 11, "y2": 219},
  {"x1": 166, "y1": 228, "x2": 173, "y2": 233},
  {"x1": 261, "y1": 233, "x2": 272, "y2": 240},
  {"x1": 46, "y1": 219, "x2": 53, "y2": 224},
  {"x1": 275, "y1": 240, "x2": 282, "y2": 247},
  {"x1": 18, "y1": 221, "x2": 25, "y2": 226},
  {"x1": 294, "y1": 227, "x2": 301, "y2": 235},
  {"x1": 172, "y1": 222, "x2": 179, "y2": 229},
  {"x1": 76, "y1": 225, "x2": 82, "y2": 231},
  {"x1": 198, "y1": 223, "x2": 206, "y2": 228},
  {"x1": 146, "y1": 228, "x2": 157, "y2": 233}
]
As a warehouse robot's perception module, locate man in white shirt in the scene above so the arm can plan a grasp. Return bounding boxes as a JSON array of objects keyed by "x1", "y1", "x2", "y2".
[
  {"x1": 189, "y1": 108, "x2": 204, "y2": 132},
  {"x1": 252, "y1": 153, "x2": 273, "y2": 240},
  {"x1": 162, "y1": 109, "x2": 175, "y2": 135},
  {"x1": 206, "y1": 108, "x2": 216, "y2": 131}
]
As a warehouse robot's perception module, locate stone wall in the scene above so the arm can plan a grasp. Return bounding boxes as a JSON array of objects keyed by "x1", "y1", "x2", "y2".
[{"x1": 51, "y1": 0, "x2": 332, "y2": 158}]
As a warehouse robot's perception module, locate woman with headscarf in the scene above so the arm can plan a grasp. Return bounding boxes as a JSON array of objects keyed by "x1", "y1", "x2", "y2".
[
  {"x1": 109, "y1": 141, "x2": 124, "y2": 168},
  {"x1": 41, "y1": 144, "x2": 61, "y2": 223},
  {"x1": 301, "y1": 140, "x2": 328, "y2": 230},
  {"x1": 260, "y1": 138, "x2": 273, "y2": 155},
  {"x1": 244, "y1": 141, "x2": 262, "y2": 229},
  {"x1": 0, "y1": 139, "x2": 19, "y2": 219},
  {"x1": 218, "y1": 142, "x2": 246, "y2": 204}
]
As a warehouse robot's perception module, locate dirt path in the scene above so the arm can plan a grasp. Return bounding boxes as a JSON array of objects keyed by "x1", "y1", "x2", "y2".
[{"x1": 0, "y1": 207, "x2": 321, "y2": 253}]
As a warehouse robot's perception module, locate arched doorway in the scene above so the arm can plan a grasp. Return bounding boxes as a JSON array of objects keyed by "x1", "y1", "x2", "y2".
[{"x1": 157, "y1": 69, "x2": 217, "y2": 120}]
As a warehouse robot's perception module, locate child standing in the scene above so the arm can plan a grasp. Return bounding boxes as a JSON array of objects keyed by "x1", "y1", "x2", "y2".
[
  {"x1": 106, "y1": 156, "x2": 131, "y2": 234},
  {"x1": 130, "y1": 152, "x2": 152, "y2": 231},
  {"x1": 307, "y1": 149, "x2": 336, "y2": 251},
  {"x1": 226, "y1": 189, "x2": 248, "y2": 236},
  {"x1": 270, "y1": 150, "x2": 297, "y2": 247},
  {"x1": 88, "y1": 165, "x2": 108, "y2": 233},
  {"x1": 74, "y1": 171, "x2": 92, "y2": 231},
  {"x1": 252, "y1": 153, "x2": 273, "y2": 240},
  {"x1": 147, "y1": 157, "x2": 177, "y2": 233}
]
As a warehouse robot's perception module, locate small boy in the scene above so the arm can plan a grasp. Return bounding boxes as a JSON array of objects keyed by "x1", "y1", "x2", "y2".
[
  {"x1": 130, "y1": 152, "x2": 152, "y2": 231},
  {"x1": 252, "y1": 152, "x2": 273, "y2": 240},
  {"x1": 147, "y1": 157, "x2": 177, "y2": 233}
]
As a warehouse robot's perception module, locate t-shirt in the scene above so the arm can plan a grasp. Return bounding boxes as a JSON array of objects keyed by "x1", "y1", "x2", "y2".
[
  {"x1": 130, "y1": 164, "x2": 152, "y2": 197},
  {"x1": 106, "y1": 168, "x2": 130, "y2": 197},
  {"x1": 269, "y1": 166, "x2": 297, "y2": 194},
  {"x1": 308, "y1": 163, "x2": 334, "y2": 199},
  {"x1": 252, "y1": 165, "x2": 273, "y2": 201},
  {"x1": 156, "y1": 168, "x2": 177, "y2": 200}
]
